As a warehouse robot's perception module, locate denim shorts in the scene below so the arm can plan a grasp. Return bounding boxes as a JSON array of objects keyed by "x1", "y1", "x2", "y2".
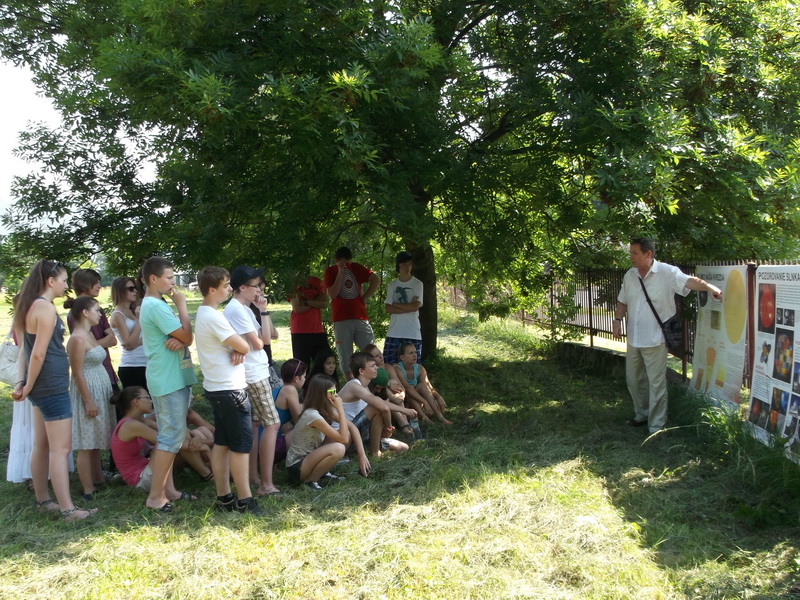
[
  {"x1": 205, "y1": 389, "x2": 253, "y2": 453},
  {"x1": 29, "y1": 391, "x2": 72, "y2": 422},
  {"x1": 152, "y1": 386, "x2": 191, "y2": 453}
]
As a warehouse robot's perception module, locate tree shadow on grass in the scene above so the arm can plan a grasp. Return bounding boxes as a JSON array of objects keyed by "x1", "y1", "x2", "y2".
[{"x1": 1, "y1": 350, "x2": 798, "y2": 599}]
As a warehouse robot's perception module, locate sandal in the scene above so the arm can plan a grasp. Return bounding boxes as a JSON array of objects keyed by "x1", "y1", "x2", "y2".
[
  {"x1": 61, "y1": 507, "x2": 99, "y2": 522},
  {"x1": 201, "y1": 471, "x2": 214, "y2": 482},
  {"x1": 173, "y1": 492, "x2": 197, "y2": 501},
  {"x1": 35, "y1": 498, "x2": 60, "y2": 512},
  {"x1": 147, "y1": 501, "x2": 173, "y2": 513}
]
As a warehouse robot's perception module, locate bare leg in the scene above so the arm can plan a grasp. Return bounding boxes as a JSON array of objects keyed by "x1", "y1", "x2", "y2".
[
  {"x1": 211, "y1": 444, "x2": 232, "y2": 497},
  {"x1": 230, "y1": 451, "x2": 253, "y2": 500},
  {"x1": 256, "y1": 423, "x2": 280, "y2": 495},
  {"x1": 146, "y1": 449, "x2": 177, "y2": 509},
  {"x1": 76, "y1": 450, "x2": 95, "y2": 495},
  {"x1": 248, "y1": 422, "x2": 261, "y2": 487},
  {"x1": 177, "y1": 447, "x2": 212, "y2": 480},
  {"x1": 416, "y1": 383, "x2": 451, "y2": 424},
  {"x1": 30, "y1": 409, "x2": 52, "y2": 504},
  {"x1": 300, "y1": 443, "x2": 345, "y2": 482}
]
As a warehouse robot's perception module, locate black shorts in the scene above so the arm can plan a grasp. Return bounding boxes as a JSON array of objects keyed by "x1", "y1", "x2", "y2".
[{"x1": 205, "y1": 389, "x2": 253, "y2": 453}]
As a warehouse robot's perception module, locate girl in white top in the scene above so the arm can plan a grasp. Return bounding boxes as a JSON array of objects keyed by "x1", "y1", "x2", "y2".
[
  {"x1": 286, "y1": 374, "x2": 371, "y2": 489},
  {"x1": 109, "y1": 277, "x2": 148, "y2": 389}
]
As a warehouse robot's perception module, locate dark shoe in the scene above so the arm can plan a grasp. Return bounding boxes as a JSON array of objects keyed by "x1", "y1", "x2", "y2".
[
  {"x1": 214, "y1": 493, "x2": 238, "y2": 512},
  {"x1": 146, "y1": 502, "x2": 173, "y2": 513},
  {"x1": 81, "y1": 490, "x2": 97, "y2": 502},
  {"x1": 304, "y1": 481, "x2": 323, "y2": 492},
  {"x1": 626, "y1": 418, "x2": 648, "y2": 427},
  {"x1": 234, "y1": 496, "x2": 265, "y2": 515},
  {"x1": 320, "y1": 472, "x2": 345, "y2": 484}
]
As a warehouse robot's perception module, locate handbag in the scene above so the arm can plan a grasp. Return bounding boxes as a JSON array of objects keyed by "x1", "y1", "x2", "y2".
[
  {"x1": 0, "y1": 329, "x2": 20, "y2": 387},
  {"x1": 638, "y1": 278, "x2": 683, "y2": 352}
]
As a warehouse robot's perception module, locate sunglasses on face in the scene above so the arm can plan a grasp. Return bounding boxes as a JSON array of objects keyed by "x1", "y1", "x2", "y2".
[{"x1": 327, "y1": 388, "x2": 336, "y2": 395}]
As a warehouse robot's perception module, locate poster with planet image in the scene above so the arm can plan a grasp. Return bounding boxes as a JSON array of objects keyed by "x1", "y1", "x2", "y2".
[
  {"x1": 759, "y1": 283, "x2": 776, "y2": 334},
  {"x1": 723, "y1": 268, "x2": 746, "y2": 344},
  {"x1": 773, "y1": 328, "x2": 793, "y2": 383}
]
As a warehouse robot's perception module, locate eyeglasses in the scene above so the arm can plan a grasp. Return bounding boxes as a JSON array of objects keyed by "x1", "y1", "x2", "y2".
[
  {"x1": 47, "y1": 261, "x2": 65, "y2": 275},
  {"x1": 126, "y1": 286, "x2": 136, "y2": 292},
  {"x1": 326, "y1": 388, "x2": 336, "y2": 395}
]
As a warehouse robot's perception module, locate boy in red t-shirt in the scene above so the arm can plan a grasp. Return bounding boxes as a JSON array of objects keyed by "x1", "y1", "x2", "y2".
[
  {"x1": 289, "y1": 276, "x2": 330, "y2": 366},
  {"x1": 323, "y1": 247, "x2": 380, "y2": 380}
]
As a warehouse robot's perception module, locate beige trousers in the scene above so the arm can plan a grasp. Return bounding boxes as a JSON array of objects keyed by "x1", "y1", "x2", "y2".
[{"x1": 626, "y1": 344, "x2": 668, "y2": 433}]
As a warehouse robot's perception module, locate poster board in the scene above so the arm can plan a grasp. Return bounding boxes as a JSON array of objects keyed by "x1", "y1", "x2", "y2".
[
  {"x1": 691, "y1": 265, "x2": 748, "y2": 407},
  {"x1": 749, "y1": 266, "x2": 800, "y2": 456}
]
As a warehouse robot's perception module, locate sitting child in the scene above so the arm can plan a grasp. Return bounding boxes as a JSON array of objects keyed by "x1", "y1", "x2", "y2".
[
  {"x1": 367, "y1": 367, "x2": 421, "y2": 443},
  {"x1": 273, "y1": 358, "x2": 307, "y2": 462},
  {"x1": 286, "y1": 374, "x2": 371, "y2": 489},
  {"x1": 392, "y1": 343, "x2": 451, "y2": 425},
  {"x1": 111, "y1": 386, "x2": 212, "y2": 498},
  {"x1": 338, "y1": 352, "x2": 410, "y2": 456},
  {"x1": 304, "y1": 347, "x2": 342, "y2": 393}
]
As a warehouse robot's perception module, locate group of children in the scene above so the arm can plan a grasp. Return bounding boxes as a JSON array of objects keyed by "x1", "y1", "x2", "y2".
[{"x1": 9, "y1": 256, "x2": 451, "y2": 520}]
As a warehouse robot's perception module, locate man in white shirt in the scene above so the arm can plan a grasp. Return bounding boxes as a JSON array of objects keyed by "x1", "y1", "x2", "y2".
[{"x1": 613, "y1": 238, "x2": 722, "y2": 433}]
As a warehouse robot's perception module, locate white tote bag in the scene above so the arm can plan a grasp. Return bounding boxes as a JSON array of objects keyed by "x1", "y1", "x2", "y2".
[{"x1": 0, "y1": 329, "x2": 20, "y2": 387}]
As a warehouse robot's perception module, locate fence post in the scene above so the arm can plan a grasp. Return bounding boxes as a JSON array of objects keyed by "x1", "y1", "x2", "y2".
[{"x1": 587, "y1": 269, "x2": 594, "y2": 348}]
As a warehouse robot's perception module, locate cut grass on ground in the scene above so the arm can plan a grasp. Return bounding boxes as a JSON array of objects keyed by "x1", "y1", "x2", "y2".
[{"x1": 0, "y1": 300, "x2": 798, "y2": 599}]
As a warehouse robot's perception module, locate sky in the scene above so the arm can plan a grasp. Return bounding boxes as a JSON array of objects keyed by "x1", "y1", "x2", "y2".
[{"x1": 0, "y1": 61, "x2": 61, "y2": 222}]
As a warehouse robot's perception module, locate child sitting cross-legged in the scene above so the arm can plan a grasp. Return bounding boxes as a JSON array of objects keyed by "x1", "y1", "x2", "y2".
[
  {"x1": 286, "y1": 374, "x2": 371, "y2": 490},
  {"x1": 111, "y1": 386, "x2": 212, "y2": 498},
  {"x1": 338, "y1": 352, "x2": 410, "y2": 457}
]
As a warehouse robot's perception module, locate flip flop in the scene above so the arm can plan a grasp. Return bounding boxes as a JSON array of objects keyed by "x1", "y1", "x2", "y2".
[
  {"x1": 173, "y1": 492, "x2": 197, "y2": 501},
  {"x1": 147, "y1": 501, "x2": 173, "y2": 513},
  {"x1": 257, "y1": 489, "x2": 284, "y2": 497}
]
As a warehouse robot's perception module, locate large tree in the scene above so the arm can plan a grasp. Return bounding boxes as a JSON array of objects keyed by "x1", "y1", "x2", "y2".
[{"x1": 2, "y1": 0, "x2": 799, "y2": 354}]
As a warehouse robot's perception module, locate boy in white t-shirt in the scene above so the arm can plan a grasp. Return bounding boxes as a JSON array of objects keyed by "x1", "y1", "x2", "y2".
[
  {"x1": 223, "y1": 264, "x2": 282, "y2": 496},
  {"x1": 383, "y1": 252, "x2": 423, "y2": 365},
  {"x1": 194, "y1": 266, "x2": 263, "y2": 515}
]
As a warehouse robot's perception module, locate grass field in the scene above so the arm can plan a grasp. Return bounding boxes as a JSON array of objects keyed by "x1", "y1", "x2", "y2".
[{"x1": 0, "y1": 294, "x2": 798, "y2": 599}]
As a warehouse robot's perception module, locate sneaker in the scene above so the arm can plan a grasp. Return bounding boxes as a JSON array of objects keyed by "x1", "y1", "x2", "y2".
[
  {"x1": 214, "y1": 494, "x2": 238, "y2": 512},
  {"x1": 320, "y1": 472, "x2": 345, "y2": 484},
  {"x1": 234, "y1": 496, "x2": 265, "y2": 515},
  {"x1": 304, "y1": 481, "x2": 323, "y2": 492},
  {"x1": 626, "y1": 418, "x2": 648, "y2": 427},
  {"x1": 336, "y1": 458, "x2": 350, "y2": 466}
]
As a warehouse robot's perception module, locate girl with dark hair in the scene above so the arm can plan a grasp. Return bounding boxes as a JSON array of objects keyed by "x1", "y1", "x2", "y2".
[
  {"x1": 67, "y1": 296, "x2": 115, "y2": 500},
  {"x1": 109, "y1": 276, "x2": 147, "y2": 389},
  {"x1": 111, "y1": 386, "x2": 211, "y2": 498},
  {"x1": 304, "y1": 347, "x2": 342, "y2": 392},
  {"x1": 12, "y1": 260, "x2": 98, "y2": 521},
  {"x1": 65, "y1": 268, "x2": 118, "y2": 387}
]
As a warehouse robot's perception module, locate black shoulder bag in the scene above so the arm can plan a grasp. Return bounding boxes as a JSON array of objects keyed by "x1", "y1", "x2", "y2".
[{"x1": 637, "y1": 278, "x2": 683, "y2": 353}]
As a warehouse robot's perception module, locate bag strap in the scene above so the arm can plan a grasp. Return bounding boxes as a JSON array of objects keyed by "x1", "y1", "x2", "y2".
[{"x1": 637, "y1": 277, "x2": 666, "y2": 330}]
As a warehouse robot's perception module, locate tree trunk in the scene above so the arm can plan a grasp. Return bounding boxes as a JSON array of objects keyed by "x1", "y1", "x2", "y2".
[{"x1": 408, "y1": 242, "x2": 437, "y2": 361}]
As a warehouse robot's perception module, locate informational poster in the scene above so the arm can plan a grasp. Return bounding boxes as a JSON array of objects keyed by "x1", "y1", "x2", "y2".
[
  {"x1": 691, "y1": 265, "x2": 748, "y2": 406},
  {"x1": 749, "y1": 266, "x2": 800, "y2": 455}
]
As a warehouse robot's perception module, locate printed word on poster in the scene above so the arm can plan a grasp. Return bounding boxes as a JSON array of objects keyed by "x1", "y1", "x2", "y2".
[
  {"x1": 749, "y1": 266, "x2": 800, "y2": 459},
  {"x1": 691, "y1": 265, "x2": 747, "y2": 406}
]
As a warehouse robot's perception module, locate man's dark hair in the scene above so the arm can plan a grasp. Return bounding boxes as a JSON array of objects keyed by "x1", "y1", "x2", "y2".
[
  {"x1": 350, "y1": 351, "x2": 372, "y2": 377},
  {"x1": 334, "y1": 246, "x2": 353, "y2": 260},
  {"x1": 630, "y1": 237, "x2": 656, "y2": 255}
]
